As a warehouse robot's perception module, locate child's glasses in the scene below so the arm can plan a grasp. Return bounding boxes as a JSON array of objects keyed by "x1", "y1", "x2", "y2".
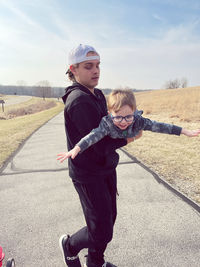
[{"x1": 111, "y1": 114, "x2": 134, "y2": 123}]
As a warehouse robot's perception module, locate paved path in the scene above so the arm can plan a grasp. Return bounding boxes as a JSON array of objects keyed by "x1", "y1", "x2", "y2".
[
  {"x1": 0, "y1": 112, "x2": 200, "y2": 267},
  {"x1": 2, "y1": 95, "x2": 32, "y2": 106}
]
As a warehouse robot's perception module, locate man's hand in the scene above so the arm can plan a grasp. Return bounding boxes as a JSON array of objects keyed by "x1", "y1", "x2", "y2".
[{"x1": 126, "y1": 130, "x2": 143, "y2": 144}]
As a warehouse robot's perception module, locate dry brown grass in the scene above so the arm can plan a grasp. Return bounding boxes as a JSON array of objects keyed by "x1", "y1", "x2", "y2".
[
  {"x1": 124, "y1": 86, "x2": 200, "y2": 204},
  {"x1": 4, "y1": 100, "x2": 56, "y2": 119},
  {"x1": 136, "y1": 86, "x2": 200, "y2": 122},
  {"x1": 0, "y1": 97, "x2": 56, "y2": 119}
]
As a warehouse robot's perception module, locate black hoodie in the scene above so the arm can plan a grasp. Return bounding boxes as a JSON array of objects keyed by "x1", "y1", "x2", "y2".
[{"x1": 62, "y1": 82, "x2": 127, "y2": 183}]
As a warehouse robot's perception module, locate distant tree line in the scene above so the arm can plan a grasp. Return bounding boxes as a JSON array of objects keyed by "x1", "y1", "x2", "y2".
[
  {"x1": 164, "y1": 77, "x2": 188, "y2": 89},
  {"x1": 0, "y1": 81, "x2": 65, "y2": 99},
  {"x1": 0, "y1": 83, "x2": 148, "y2": 99}
]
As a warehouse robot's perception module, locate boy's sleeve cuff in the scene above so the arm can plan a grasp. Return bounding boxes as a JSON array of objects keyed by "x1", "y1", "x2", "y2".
[{"x1": 172, "y1": 125, "x2": 182, "y2": 135}]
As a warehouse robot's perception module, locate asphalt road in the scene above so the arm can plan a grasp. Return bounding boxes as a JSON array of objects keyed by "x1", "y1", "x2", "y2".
[
  {"x1": 1, "y1": 96, "x2": 32, "y2": 107},
  {"x1": 0, "y1": 112, "x2": 200, "y2": 267}
]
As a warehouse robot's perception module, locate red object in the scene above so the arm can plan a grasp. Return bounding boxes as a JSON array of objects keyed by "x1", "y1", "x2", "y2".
[{"x1": 0, "y1": 246, "x2": 5, "y2": 267}]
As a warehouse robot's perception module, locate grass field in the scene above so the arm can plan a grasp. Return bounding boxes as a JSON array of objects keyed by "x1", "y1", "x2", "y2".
[
  {"x1": 124, "y1": 86, "x2": 200, "y2": 203},
  {"x1": 1, "y1": 88, "x2": 199, "y2": 204},
  {"x1": 0, "y1": 96, "x2": 64, "y2": 169}
]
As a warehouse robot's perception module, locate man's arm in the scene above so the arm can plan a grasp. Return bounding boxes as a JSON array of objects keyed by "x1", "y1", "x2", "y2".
[{"x1": 127, "y1": 130, "x2": 143, "y2": 143}]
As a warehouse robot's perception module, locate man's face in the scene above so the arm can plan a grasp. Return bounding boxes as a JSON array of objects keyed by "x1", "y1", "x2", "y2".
[{"x1": 71, "y1": 52, "x2": 100, "y2": 90}]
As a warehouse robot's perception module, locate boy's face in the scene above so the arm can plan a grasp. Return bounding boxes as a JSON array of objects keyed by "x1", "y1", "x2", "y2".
[
  {"x1": 71, "y1": 52, "x2": 100, "y2": 90},
  {"x1": 110, "y1": 105, "x2": 135, "y2": 130}
]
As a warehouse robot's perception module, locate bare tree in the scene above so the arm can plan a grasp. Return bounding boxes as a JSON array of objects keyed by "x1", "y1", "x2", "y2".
[
  {"x1": 165, "y1": 77, "x2": 188, "y2": 89},
  {"x1": 16, "y1": 80, "x2": 28, "y2": 95},
  {"x1": 165, "y1": 80, "x2": 173, "y2": 89},
  {"x1": 180, "y1": 77, "x2": 188, "y2": 88},
  {"x1": 36, "y1": 80, "x2": 52, "y2": 100},
  {"x1": 165, "y1": 78, "x2": 180, "y2": 89},
  {"x1": 16, "y1": 80, "x2": 27, "y2": 87}
]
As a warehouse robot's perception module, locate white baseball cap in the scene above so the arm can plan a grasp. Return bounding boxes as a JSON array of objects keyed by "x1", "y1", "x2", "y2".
[{"x1": 68, "y1": 44, "x2": 100, "y2": 65}]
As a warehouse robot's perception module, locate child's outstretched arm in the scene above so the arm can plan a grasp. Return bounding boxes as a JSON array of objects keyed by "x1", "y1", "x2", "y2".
[
  {"x1": 181, "y1": 128, "x2": 200, "y2": 137},
  {"x1": 138, "y1": 115, "x2": 199, "y2": 137},
  {"x1": 57, "y1": 145, "x2": 81, "y2": 163}
]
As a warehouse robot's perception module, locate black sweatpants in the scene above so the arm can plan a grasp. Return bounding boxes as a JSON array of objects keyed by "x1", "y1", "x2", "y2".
[{"x1": 69, "y1": 171, "x2": 117, "y2": 266}]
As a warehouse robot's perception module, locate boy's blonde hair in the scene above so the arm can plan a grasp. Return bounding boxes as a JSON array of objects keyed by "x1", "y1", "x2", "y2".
[{"x1": 107, "y1": 89, "x2": 136, "y2": 112}]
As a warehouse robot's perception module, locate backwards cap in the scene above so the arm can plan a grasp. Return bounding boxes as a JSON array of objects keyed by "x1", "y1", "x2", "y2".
[{"x1": 68, "y1": 44, "x2": 100, "y2": 65}]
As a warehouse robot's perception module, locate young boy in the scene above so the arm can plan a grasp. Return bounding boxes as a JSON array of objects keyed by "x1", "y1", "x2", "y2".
[{"x1": 57, "y1": 89, "x2": 200, "y2": 162}]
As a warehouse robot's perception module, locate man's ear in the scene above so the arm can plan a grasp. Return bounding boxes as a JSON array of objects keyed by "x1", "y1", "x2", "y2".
[{"x1": 70, "y1": 65, "x2": 76, "y2": 75}]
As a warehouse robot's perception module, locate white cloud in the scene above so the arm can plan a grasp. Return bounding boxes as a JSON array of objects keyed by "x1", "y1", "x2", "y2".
[
  {"x1": 0, "y1": 0, "x2": 69, "y2": 86},
  {"x1": 152, "y1": 14, "x2": 165, "y2": 23},
  {"x1": 0, "y1": 0, "x2": 37, "y2": 26},
  {"x1": 99, "y1": 21, "x2": 200, "y2": 89}
]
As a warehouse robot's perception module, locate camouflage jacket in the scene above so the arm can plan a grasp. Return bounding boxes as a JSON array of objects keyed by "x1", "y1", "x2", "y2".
[{"x1": 77, "y1": 110, "x2": 182, "y2": 153}]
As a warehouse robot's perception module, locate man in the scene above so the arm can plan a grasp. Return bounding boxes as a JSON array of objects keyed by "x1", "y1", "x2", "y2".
[{"x1": 59, "y1": 44, "x2": 135, "y2": 267}]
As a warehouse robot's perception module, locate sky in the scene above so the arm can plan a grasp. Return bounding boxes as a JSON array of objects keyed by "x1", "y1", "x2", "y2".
[{"x1": 0, "y1": 0, "x2": 200, "y2": 90}]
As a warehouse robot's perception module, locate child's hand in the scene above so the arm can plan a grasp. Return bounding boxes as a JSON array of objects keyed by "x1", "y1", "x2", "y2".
[
  {"x1": 57, "y1": 146, "x2": 81, "y2": 162},
  {"x1": 181, "y1": 128, "x2": 200, "y2": 137}
]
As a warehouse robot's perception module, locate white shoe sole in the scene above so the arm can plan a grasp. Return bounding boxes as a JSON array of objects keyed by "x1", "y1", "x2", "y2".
[{"x1": 59, "y1": 234, "x2": 67, "y2": 265}]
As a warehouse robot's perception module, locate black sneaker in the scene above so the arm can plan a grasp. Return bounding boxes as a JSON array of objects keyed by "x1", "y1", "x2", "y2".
[
  {"x1": 102, "y1": 263, "x2": 117, "y2": 267},
  {"x1": 84, "y1": 262, "x2": 117, "y2": 267},
  {"x1": 6, "y1": 258, "x2": 16, "y2": 267},
  {"x1": 59, "y1": 234, "x2": 81, "y2": 267}
]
